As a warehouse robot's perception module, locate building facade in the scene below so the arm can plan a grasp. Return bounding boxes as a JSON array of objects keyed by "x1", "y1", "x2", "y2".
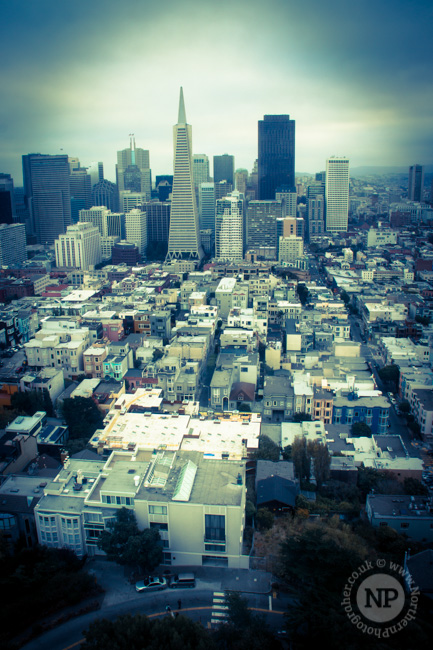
[
  {"x1": 325, "y1": 156, "x2": 349, "y2": 233},
  {"x1": 215, "y1": 191, "x2": 243, "y2": 262},
  {"x1": 258, "y1": 115, "x2": 295, "y2": 200}
]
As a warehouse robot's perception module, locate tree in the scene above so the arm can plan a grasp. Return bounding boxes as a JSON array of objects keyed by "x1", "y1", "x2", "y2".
[
  {"x1": 11, "y1": 389, "x2": 54, "y2": 417},
  {"x1": 292, "y1": 412, "x2": 312, "y2": 422},
  {"x1": 62, "y1": 396, "x2": 104, "y2": 439},
  {"x1": 97, "y1": 508, "x2": 163, "y2": 572},
  {"x1": 399, "y1": 400, "x2": 411, "y2": 414},
  {"x1": 252, "y1": 435, "x2": 280, "y2": 461},
  {"x1": 403, "y1": 477, "x2": 429, "y2": 496},
  {"x1": 256, "y1": 507, "x2": 274, "y2": 531},
  {"x1": 297, "y1": 283, "x2": 310, "y2": 305},
  {"x1": 307, "y1": 440, "x2": 330, "y2": 490},
  {"x1": 350, "y1": 421, "x2": 372, "y2": 437},
  {"x1": 82, "y1": 613, "x2": 216, "y2": 650},
  {"x1": 291, "y1": 436, "x2": 310, "y2": 481},
  {"x1": 378, "y1": 364, "x2": 400, "y2": 387}
]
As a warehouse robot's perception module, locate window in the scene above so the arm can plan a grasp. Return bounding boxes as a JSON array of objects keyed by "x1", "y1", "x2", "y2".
[
  {"x1": 150, "y1": 522, "x2": 168, "y2": 531},
  {"x1": 205, "y1": 514, "x2": 225, "y2": 542},
  {"x1": 400, "y1": 523, "x2": 409, "y2": 529},
  {"x1": 149, "y1": 505, "x2": 167, "y2": 515}
]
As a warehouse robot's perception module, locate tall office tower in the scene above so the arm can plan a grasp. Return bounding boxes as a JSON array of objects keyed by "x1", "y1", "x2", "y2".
[
  {"x1": 0, "y1": 223, "x2": 27, "y2": 266},
  {"x1": 325, "y1": 157, "x2": 349, "y2": 233},
  {"x1": 22, "y1": 153, "x2": 71, "y2": 244},
  {"x1": 54, "y1": 222, "x2": 101, "y2": 270},
  {"x1": 92, "y1": 179, "x2": 119, "y2": 212},
  {"x1": 69, "y1": 158, "x2": 92, "y2": 223},
  {"x1": 215, "y1": 191, "x2": 243, "y2": 262},
  {"x1": 145, "y1": 200, "x2": 170, "y2": 245},
  {"x1": 258, "y1": 115, "x2": 295, "y2": 200},
  {"x1": 246, "y1": 200, "x2": 283, "y2": 255},
  {"x1": 308, "y1": 195, "x2": 325, "y2": 238},
  {"x1": 193, "y1": 154, "x2": 210, "y2": 188},
  {"x1": 116, "y1": 136, "x2": 151, "y2": 200},
  {"x1": 199, "y1": 182, "x2": 215, "y2": 233},
  {"x1": 0, "y1": 173, "x2": 15, "y2": 224},
  {"x1": 214, "y1": 180, "x2": 233, "y2": 201},
  {"x1": 408, "y1": 165, "x2": 424, "y2": 202},
  {"x1": 235, "y1": 169, "x2": 248, "y2": 195},
  {"x1": 87, "y1": 161, "x2": 104, "y2": 188},
  {"x1": 79, "y1": 206, "x2": 124, "y2": 239},
  {"x1": 306, "y1": 180, "x2": 325, "y2": 240},
  {"x1": 213, "y1": 154, "x2": 235, "y2": 186},
  {"x1": 119, "y1": 191, "x2": 147, "y2": 215},
  {"x1": 276, "y1": 186, "x2": 297, "y2": 218},
  {"x1": 125, "y1": 208, "x2": 147, "y2": 257},
  {"x1": 166, "y1": 88, "x2": 203, "y2": 262}
]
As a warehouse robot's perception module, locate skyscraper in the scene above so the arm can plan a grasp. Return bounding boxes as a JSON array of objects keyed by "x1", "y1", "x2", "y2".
[
  {"x1": 116, "y1": 136, "x2": 151, "y2": 201},
  {"x1": 213, "y1": 154, "x2": 235, "y2": 186},
  {"x1": 199, "y1": 182, "x2": 215, "y2": 233},
  {"x1": 0, "y1": 223, "x2": 26, "y2": 266},
  {"x1": 193, "y1": 154, "x2": 210, "y2": 189},
  {"x1": 54, "y1": 222, "x2": 101, "y2": 270},
  {"x1": 258, "y1": 115, "x2": 295, "y2": 200},
  {"x1": 215, "y1": 191, "x2": 243, "y2": 262},
  {"x1": 166, "y1": 88, "x2": 203, "y2": 262},
  {"x1": 125, "y1": 209, "x2": 147, "y2": 257},
  {"x1": 408, "y1": 165, "x2": 424, "y2": 202},
  {"x1": 69, "y1": 158, "x2": 92, "y2": 223},
  {"x1": 325, "y1": 157, "x2": 349, "y2": 233},
  {"x1": 246, "y1": 200, "x2": 283, "y2": 256},
  {"x1": 23, "y1": 153, "x2": 71, "y2": 244},
  {"x1": 0, "y1": 173, "x2": 15, "y2": 225}
]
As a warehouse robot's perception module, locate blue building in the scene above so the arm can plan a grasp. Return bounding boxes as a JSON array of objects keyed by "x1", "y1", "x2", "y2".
[{"x1": 332, "y1": 392, "x2": 390, "y2": 434}]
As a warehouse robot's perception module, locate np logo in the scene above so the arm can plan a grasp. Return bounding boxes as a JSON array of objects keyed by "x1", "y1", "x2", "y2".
[
  {"x1": 357, "y1": 574, "x2": 405, "y2": 622},
  {"x1": 342, "y1": 559, "x2": 419, "y2": 638}
]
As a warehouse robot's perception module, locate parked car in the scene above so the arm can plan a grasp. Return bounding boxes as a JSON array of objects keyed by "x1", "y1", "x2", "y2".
[
  {"x1": 135, "y1": 576, "x2": 167, "y2": 592},
  {"x1": 169, "y1": 572, "x2": 196, "y2": 589}
]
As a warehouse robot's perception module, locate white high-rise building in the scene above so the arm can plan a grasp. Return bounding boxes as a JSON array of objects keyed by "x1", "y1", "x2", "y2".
[
  {"x1": 0, "y1": 223, "x2": 26, "y2": 266},
  {"x1": 166, "y1": 88, "x2": 203, "y2": 262},
  {"x1": 278, "y1": 236, "x2": 303, "y2": 263},
  {"x1": 215, "y1": 191, "x2": 243, "y2": 262},
  {"x1": 79, "y1": 206, "x2": 124, "y2": 239},
  {"x1": 125, "y1": 208, "x2": 147, "y2": 256},
  {"x1": 119, "y1": 190, "x2": 147, "y2": 214},
  {"x1": 55, "y1": 222, "x2": 101, "y2": 270},
  {"x1": 325, "y1": 157, "x2": 349, "y2": 233}
]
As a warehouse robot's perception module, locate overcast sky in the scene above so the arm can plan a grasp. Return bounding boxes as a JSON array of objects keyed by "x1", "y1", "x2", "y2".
[{"x1": 1, "y1": 0, "x2": 432, "y2": 185}]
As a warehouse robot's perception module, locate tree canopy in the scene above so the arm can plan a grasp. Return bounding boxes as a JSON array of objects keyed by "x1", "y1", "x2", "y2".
[
  {"x1": 252, "y1": 435, "x2": 280, "y2": 461},
  {"x1": 11, "y1": 389, "x2": 54, "y2": 417},
  {"x1": 62, "y1": 396, "x2": 104, "y2": 439},
  {"x1": 350, "y1": 421, "x2": 372, "y2": 437},
  {"x1": 97, "y1": 508, "x2": 162, "y2": 572}
]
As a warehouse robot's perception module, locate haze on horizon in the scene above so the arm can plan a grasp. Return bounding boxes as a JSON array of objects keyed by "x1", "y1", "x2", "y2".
[{"x1": 1, "y1": 0, "x2": 432, "y2": 186}]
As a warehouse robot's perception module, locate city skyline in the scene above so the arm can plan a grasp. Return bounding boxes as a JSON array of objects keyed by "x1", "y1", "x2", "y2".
[{"x1": 1, "y1": 0, "x2": 432, "y2": 186}]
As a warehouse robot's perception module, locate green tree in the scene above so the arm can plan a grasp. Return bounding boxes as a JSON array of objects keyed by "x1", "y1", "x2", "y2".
[
  {"x1": 11, "y1": 389, "x2": 54, "y2": 417},
  {"x1": 351, "y1": 421, "x2": 372, "y2": 437},
  {"x1": 291, "y1": 436, "x2": 310, "y2": 481},
  {"x1": 399, "y1": 400, "x2": 411, "y2": 414},
  {"x1": 292, "y1": 412, "x2": 312, "y2": 422},
  {"x1": 62, "y1": 396, "x2": 104, "y2": 439},
  {"x1": 297, "y1": 283, "x2": 310, "y2": 305},
  {"x1": 252, "y1": 435, "x2": 280, "y2": 461},
  {"x1": 378, "y1": 364, "x2": 400, "y2": 387},
  {"x1": 82, "y1": 613, "x2": 215, "y2": 650},
  {"x1": 256, "y1": 507, "x2": 274, "y2": 531},
  {"x1": 307, "y1": 440, "x2": 330, "y2": 490},
  {"x1": 97, "y1": 508, "x2": 162, "y2": 572},
  {"x1": 403, "y1": 477, "x2": 429, "y2": 496}
]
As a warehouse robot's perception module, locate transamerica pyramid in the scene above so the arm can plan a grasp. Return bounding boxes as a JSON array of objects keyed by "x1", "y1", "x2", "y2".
[{"x1": 165, "y1": 88, "x2": 204, "y2": 262}]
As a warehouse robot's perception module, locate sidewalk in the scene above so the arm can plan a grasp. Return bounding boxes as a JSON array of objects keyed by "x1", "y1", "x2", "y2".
[{"x1": 87, "y1": 558, "x2": 272, "y2": 608}]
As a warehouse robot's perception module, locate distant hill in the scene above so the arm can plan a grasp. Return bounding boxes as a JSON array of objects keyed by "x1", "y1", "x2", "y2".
[{"x1": 349, "y1": 165, "x2": 433, "y2": 177}]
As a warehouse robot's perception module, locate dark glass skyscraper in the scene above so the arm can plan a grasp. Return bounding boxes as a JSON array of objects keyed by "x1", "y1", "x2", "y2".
[
  {"x1": 213, "y1": 154, "x2": 235, "y2": 186},
  {"x1": 258, "y1": 115, "x2": 295, "y2": 200}
]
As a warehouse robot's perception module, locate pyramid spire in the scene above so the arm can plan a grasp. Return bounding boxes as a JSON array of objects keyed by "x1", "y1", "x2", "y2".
[{"x1": 178, "y1": 87, "x2": 186, "y2": 124}]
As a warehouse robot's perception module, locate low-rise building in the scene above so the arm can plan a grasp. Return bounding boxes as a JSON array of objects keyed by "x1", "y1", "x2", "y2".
[{"x1": 366, "y1": 494, "x2": 433, "y2": 542}]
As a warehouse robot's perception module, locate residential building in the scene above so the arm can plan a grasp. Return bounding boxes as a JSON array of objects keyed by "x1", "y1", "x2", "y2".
[
  {"x1": 54, "y1": 222, "x2": 101, "y2": 270},
  {"x1": 258, "y1": 115, "x2": 295, "y2": 200},
  {"x1": 263, "y1": 375, "x2": 294, "y2": 421},
  {"x1": 325, "y1": 156, "x2": 349, "y2": 233},
  {"x1": 215, "y1": 277, "x2": 237, "y2": 319},
  {"x1": 34, "y1": 450, "x2": 248, "y2": 567},
  {"x1": 410, "y1": 388, "x2": 433, "y2": 442},
  {"x1": 366, "y1": 494, "x2": 433, "y2": 542},
  {"x1": 166, "y1": 88, "x2": 203, "y2": 262},
  {"x1": 83, "y1": 345, "x2": 108, "y2": 378}
]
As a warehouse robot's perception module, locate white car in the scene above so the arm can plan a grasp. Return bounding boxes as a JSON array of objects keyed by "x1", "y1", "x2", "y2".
[{"x1": 135, "y1": 576, "x2": 167, "y2": 592}]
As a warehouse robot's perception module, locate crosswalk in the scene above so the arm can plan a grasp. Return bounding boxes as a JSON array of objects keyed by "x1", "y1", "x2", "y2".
[{"x1": 211, "y1": 591, "x2": 229, "y2": 626}]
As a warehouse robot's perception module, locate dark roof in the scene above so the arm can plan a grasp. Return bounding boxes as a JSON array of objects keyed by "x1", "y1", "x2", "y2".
[
  {"x1": 256, "y1": 475, "x2": 299, "y2": 507},
  {"x1": 70, "y1": 449, "x2": 101, "y2": 461},
  {"x1": 256, "y1": 460, "x2": 296, "y2": 483},
  {"x1": 229, "y1": 382, "x2": 255, "y2": 402}
]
